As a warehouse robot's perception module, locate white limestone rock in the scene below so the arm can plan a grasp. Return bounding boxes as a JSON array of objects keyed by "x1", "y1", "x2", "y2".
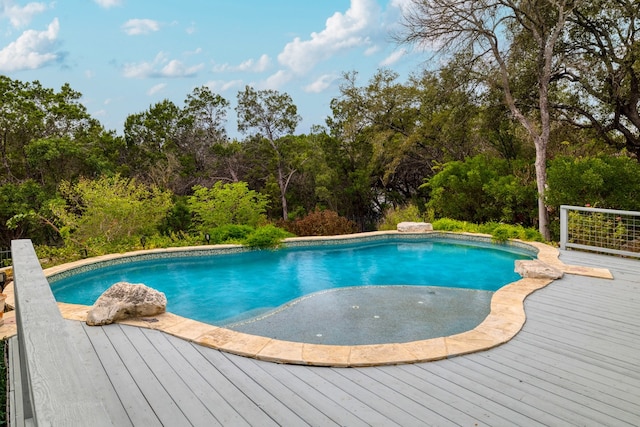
[
  {"x1": 86, "y1": 282, "x2": 167, "y2": 326},
  {"x1": 515, "y1": 260, "x2": 564, "y2": 280},
  {"x1": 396, "y1": 222, "x2": 433, "y2": 233}
]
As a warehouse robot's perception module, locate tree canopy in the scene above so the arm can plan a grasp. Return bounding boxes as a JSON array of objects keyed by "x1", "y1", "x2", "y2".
[{"x1": 1, "y1": 1, "x2": 639, "y2": 252}]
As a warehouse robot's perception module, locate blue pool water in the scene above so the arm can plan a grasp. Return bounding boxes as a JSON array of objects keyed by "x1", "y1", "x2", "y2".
[{"x1": 50, "y1": 238, "x2": 532, "y2": 325}]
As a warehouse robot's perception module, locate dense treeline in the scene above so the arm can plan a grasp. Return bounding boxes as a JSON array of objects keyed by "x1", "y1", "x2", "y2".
[{"x1": 1, "y1": 0, "x2": 639, "y2": 257}]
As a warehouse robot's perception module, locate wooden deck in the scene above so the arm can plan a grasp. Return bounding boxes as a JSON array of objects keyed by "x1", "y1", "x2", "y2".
[{"x1": 8, "y1": 249, "x2": 640, "y2": 426}]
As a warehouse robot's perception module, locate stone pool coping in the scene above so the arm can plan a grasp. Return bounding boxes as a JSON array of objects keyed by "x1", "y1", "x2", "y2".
[{"x1": 2, "y1": 231, "x2": 613, "y2": 367}]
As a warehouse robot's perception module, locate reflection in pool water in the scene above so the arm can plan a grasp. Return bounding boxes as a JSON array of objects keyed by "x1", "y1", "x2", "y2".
[{"x1": 49, "y1": 237, "x2": 533, "y2": 326}]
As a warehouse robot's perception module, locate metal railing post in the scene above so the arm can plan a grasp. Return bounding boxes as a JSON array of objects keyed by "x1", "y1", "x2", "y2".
[{"x1": 560, "y1": 205, "x2": 568, "y2": 250}]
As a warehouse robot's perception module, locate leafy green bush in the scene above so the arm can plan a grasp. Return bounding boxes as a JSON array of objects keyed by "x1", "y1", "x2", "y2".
[
  {"x1": 208, "y1": 224, "x2": 255, "y2": 244},
  {"x1": 159, "y1": 197, "x2": 192, "y2": 235},
  {"x1": 489, "y1": 224, "x2": 544, "y2": 242},
  {"x1": 188, "y1": 182, "x2": 269, "y2": 231},
  {"x1": 432, "y1": 218, "x2": 544, "y2": 242},
  {"x1": 49, "y1": 174, "x2": 173, "y2": 245},
  {"x1": 281, "y1": 209, "x2": 358, "y2": 236},
  {"x1": 432, "y1": 218, "x2": 480, "y2": 233},
  {"x1": 425, "y1": 155, "x2": 537, "y2": 226},
  {"x1": 546, "y1": 155, "x2": 640, "y2": 210},
  {"x1": 242, "y1": 225, "x2": 293, "y2": 248},
  {"x1": 378, "y1": 204, "x2": 427, "y2": 230}
]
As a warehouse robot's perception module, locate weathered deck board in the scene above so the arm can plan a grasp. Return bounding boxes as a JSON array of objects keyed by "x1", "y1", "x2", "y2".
[
  {"x1": 81, "y1": 324, "x2": 160, "y2": 426},
  {"x1": 9, "y1": 249, "x2": 640, "y2": 426}
]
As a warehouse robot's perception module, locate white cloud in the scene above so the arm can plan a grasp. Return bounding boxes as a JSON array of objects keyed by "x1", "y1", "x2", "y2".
[
  {"x1": 213, "y1": 54, "x2": 271, "y2": 73},
  {"x1": 277, "y1": 0, "x2": 381, "y2": 74},
  {"x1": 147, "y1": 83, "x2": 166, "y2": 95},
  {"x1": 122, "y1": 19, "x2": 160, "y2": 36},
  {"x1": 93, "y1": 0, "x2": 122, "y2": 9},
  {"x1": 185, "y1": 22, "x2": 197, "y2": 35},
  {"x1": 261, "y1": 70, "x2": 292, "y2": 90},
  {"x1": 122, "y1": 52, "x2": 204, "y2": 78},
  {"x1": 1, "y1": 1, "x2": 50, "y2": 28},
  {"x1": 304, "y1": 74, "x2": 339, "y2": 93},
  {"x1": 380, "y1": 48, "x2": 407, "y2": 66},
  {"x1": 184, "y1": 47, "x2": 202, "y2": 56},
  {"x1": 389, "y1": 0, "x2": 413, "y2": 15},
  {"x1": 205, "y1": 79, "x2": 243, "y2": 92},
  {"x1": 161, "y1": 59, "x2": 203, "y2": 77},
  {"x1": 0, "y1": 18, "x2": 59, "y2": 72},
  {"x1": 365, "y1": 45, "x2": 381, "y2": 56}
]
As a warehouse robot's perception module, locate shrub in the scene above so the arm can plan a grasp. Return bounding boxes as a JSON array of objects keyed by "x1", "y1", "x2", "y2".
[
  {"x1": 425, "y1": 155, "x2": 537, "y2": 226},
  {"x1": 546, "y1": 155, "x2": 640, "y2": 211},
  {"x1": 432, "y1": 218, "x2": 544, "y2": 242},
  {"x1": 432, "y1": 218, "x2": 480, "y2": 233},
  {"x1": 49, "y1": 174, "x2": 173, "y2": 245},
  {"x1": 378, "y1": 204, "x2": 425, "y2": 230},
  {"x1": 243, "y1": 225, "x2": 293, "y2": 248},
  {"x1": 282, "y1": 209, "x2": 358, "y2": 236},
  {"x1": 188, "y1": 182, "x2": 269, "y2": 231},
  {"x1": 208, "y1": 224, "x2": 255, "y2": 244}
]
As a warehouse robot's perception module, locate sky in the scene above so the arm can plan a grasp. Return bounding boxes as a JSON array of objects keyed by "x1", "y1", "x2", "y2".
[{"x1": 0, "y1": 0, "x2": 429, "y2": 138}]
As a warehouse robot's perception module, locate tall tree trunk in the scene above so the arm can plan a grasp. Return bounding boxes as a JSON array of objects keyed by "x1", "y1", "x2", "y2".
[
  {"x1": 277, "y1": 163, "x2": 288, "y2": 220},
  {"x1": 534, "y1": 140, "x2": 549, "y2": 239}
]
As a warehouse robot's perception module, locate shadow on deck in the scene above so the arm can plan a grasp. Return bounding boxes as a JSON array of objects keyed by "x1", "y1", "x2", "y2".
[{"x1": 5, "y1": 242, "x2": 640, "y2": 426}]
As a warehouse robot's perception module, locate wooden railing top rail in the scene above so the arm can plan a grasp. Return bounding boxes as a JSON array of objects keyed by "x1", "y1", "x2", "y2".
[{"x1": 11, "y1": 239, "x2": 115, "y2": 426}]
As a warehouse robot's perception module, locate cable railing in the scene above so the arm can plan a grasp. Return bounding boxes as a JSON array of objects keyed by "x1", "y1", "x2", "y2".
[
  {"x1": 560, "y1": 205, "x2": 640, "y2": 257},
  {"x1": 0, "y1": 246, "x2": 11, "y2": 268}
]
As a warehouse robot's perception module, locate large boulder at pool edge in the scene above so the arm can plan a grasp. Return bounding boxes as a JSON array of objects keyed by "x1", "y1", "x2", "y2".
[
  {"x1": 515, "y1": 260, "x2": 564, "y2": 279},
  {"x1": 397, "y1": 221, "x2": 433, "y2": 232},
  {"x1": 86, "y1": 282, "x2": 167, "y2": 326}
]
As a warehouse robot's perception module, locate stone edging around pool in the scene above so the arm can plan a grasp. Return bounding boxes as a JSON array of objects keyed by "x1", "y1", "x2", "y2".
[{"x1": 8, "y1": 231, "x2": 615, "y2": 367}]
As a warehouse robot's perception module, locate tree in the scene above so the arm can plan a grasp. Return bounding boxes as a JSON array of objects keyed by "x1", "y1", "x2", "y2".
[
  {"x1": 400, "y1": 0, "x2": 582, "y2": 239},
  {"x1": 558, "y1": 0, "x2": 640, "y2": 155},
  {"x1": 50, "y1": 174, "x2": 173, "y2": 245},
  {"x1": 124, "y1": 99, "x2": 185, "y2": 190},
  {"x1": 425, "y1": 155, "x2": 537, "y2": 225},
  {"x1": 0, "y1": 76, "x2": 116, "y2": 184},
  {"x1": 546, "y1": 155, "x2": 640, "y2": 210},
  {"x1": 180, "y1": 86, "x2": 230, "y2": 185},
  {"x1": 187, "y1": 181, "x2": 269, "y2": 230},
  {"x1": 124, "y1": 88, "x2": 232, "y2": 194},
  {"x1": 0, "y1": 180, "x2": 52, "y2": 245},
  {"x1": 236, "y1": 86, "x2": 301, "y2": 220}
]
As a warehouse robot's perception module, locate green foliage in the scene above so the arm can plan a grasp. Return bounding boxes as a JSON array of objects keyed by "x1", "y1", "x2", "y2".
[
  {"x1": 135, "y1": 232, "x2": 203, "y2": 250},
  {"x1": 159, "y1": 197, "x2": 192, "y2": 235},
  {"x1": 188, "y1": 182, "x2": 269, "y2": 231},
  {"x1": 50, "y1": 174, "x2": 173, "y2": 247},
  {"x1": 236, "y1": 86, "x2": 301, "y2": 138},
  {"x1": 281, "y1": 209, "x2": 358, "y2": 236},
  {"x1": 487, "y1": 224, "x2": 544, "y2": 243},
  {"x1": 378, "y1": 204, "x2": 426, "y2": 230},
  {"x1": 432, "y1": 218, "x2": 544, "y2": 242},
  {"x1": 425, "y1": 155, "x2": 538, "y2": 226},
  {"x1": 208, "y1": 224, "x2": 255, "y2": 244},
  {"x1": 546, "y1": 155, "x2": 640, "y2": 210},
  {"x1": 0, "y1": 179, "x2": 53, "y2": 245},
  {"x1": 242, "y1": 225, "x2": 293, "y2": 248},
  {"x1": 566, "y1": 211, "x2": 633, "y2": 252},
  {"x1": 432, "y1": 218, "x2": 480, "y2": 233}
]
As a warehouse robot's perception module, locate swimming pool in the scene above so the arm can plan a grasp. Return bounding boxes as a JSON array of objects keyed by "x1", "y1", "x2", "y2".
[{"x1": 49, "y1": 235, "x2": 534, "y2": 326}]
